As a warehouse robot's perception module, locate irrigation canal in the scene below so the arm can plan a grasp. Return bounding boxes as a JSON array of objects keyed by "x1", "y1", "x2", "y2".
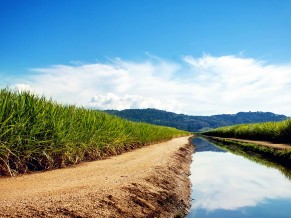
[{"x1": 187, "y1": 137, "x2": 291, "y2": 218}]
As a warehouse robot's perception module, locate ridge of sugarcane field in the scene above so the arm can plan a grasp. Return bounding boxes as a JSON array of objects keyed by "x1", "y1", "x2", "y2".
[
  {"x1": 0, "y1": 88, "x2": 189, "y2": 176},
  {"x1": 204, "y1": 119, "x2": 291, "y2": 144}
]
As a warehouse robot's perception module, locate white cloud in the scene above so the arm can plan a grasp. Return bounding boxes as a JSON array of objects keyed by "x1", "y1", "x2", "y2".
[
  {"x1": 13, "y1": 83, "x2": 34, "y2": 93},
  {"x1": 4, "y1": 54, "x2": 291, "y2": 115},
  {"x1": 182, "y1": 54, "x2": 291, "y2": 115},
  {"x1": 88, "y1": 93, "x2": 168, "y2": 110}
]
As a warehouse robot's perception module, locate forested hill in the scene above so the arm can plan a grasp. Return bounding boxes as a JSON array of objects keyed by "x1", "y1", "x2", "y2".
[{"x1": 105, "y1": 109, "x2": 288, "y2": 132}]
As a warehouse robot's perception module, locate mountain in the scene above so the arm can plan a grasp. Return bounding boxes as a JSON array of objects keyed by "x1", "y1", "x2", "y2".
[{"x1": 104, "y1": 109, "x2": 288, "y2": 132}]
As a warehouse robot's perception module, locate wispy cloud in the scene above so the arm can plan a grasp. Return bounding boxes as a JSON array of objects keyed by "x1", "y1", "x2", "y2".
[{"x1": 8, "y1": 54, "x2": 291, "y2": 115}]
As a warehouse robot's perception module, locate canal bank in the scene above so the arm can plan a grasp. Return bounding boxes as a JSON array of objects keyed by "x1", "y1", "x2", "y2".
[{"x1": 207, "y1": 136, "x2": 291, "y2": 169}]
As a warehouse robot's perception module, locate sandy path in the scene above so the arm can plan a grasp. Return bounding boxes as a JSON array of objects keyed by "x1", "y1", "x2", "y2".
[
  {"x1": 209, "y1": 136, "x2": 291, "y2": 150},
  {"x1": 0, "y1": 136, "x2": 193, "y2": 217}
]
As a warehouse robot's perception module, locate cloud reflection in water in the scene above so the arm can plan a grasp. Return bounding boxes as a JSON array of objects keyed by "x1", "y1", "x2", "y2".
[{"x1": 190, "y1": 152, "x2": 291, "y2": 212}]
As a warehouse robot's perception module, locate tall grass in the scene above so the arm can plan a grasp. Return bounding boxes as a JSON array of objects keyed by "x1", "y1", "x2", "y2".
[
  {"x1": 0, "y1": 89, "x2": 189, "y2": 176},
  {"x1": 204, "y1": 119, "x2": 291, "y2": 144}
]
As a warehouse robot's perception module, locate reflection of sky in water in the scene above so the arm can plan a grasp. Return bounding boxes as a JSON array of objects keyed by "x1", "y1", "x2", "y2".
[
  {"x1": 193, "y1": 137, "x2": 226, "y2": 153},
  {"x1": 187, "y1": 138, "x2": 291, "y2": 218}
]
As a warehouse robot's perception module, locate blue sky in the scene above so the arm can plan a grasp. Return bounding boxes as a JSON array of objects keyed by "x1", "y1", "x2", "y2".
[{"x1": 1, "y1": 0, "x2": 291, "y2": 115}]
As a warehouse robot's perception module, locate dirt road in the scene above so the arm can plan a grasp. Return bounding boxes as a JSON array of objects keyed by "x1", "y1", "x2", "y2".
[
  {"x1": 209, "y1": 136, "x2": 291, "y2": 150},
  {"x1": 0, "y1": 136, "x2": 193, "y2": 217}
]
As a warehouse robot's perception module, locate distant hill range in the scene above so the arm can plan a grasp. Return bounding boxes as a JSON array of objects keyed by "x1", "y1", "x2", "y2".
[{"x1": 105, "y1": 109, "x2": 288, "y2": 132}]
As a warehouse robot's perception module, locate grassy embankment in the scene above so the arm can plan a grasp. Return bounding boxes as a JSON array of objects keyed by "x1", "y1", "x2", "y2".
[
  {"x1": 0, "y1": 89, "x2": 189, "y2": 176},
  {"x1": 203, "y1": 120, "x2": 291, "y2": 167}
]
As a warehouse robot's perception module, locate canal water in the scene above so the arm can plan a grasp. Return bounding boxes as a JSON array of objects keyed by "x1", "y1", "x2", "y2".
[{"x1": 187, "y1": 137, "x2": 291, "y2": 218}]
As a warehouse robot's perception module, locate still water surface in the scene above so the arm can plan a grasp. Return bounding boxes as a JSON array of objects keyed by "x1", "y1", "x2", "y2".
[{"x1": 187, "y1": 137, "x2": 291, "y2": 218}]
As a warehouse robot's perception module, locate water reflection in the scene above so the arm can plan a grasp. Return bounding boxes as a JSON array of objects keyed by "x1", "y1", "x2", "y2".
[
  {"x1": 187, "y1": 137, "x2": 291, "y2": 218},
  {"x1": 193, "y1": 137, "x2": 226, "y2": 153},
  {"x1": 208, "y1": 138, "x2": 291, "y2": 181}
]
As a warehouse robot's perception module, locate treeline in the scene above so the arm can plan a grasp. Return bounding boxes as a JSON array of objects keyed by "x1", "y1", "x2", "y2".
[
  {"x1": 105, "y1": 109, "x2": 287, "y2": 132},
  {"x1": 0, "y1": 89, "x2": 188, "y2": 176}
]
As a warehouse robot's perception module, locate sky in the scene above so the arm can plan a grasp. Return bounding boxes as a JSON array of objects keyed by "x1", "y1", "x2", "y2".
[{"x1": 1, "y1": 0, "x2": 291, "y2": 116}]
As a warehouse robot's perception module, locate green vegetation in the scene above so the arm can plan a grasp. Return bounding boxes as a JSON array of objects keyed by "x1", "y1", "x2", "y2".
[
  {"x1": 204, "y1": 120, "x2": 291, "y2": 144},
  {"x1": 207, "y1": 137, "x2": 291, "y2": 180},
  {"x1": 106, "y1": 108, "x2": 287, "y2": 132},
  {"x1": 0, "y1": 89, "x2": 189, "y2": 176}
]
